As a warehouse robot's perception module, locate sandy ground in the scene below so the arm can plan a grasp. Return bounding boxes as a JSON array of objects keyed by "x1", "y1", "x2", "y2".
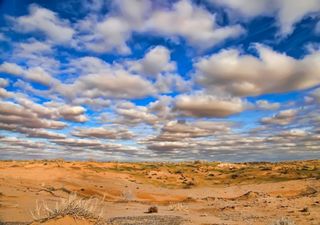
[{"x1": 0, "y1": 160, "x2": 319, "y2": 225}]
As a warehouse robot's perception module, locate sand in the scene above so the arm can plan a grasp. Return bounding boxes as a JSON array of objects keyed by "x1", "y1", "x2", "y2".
[{"x1": 0, "y1": 160, "x2": 319, "y2": 225}]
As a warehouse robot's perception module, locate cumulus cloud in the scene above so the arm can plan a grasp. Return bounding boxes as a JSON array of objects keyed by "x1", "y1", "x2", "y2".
[
  {"x1": 72, "y1": 127, "x2": 133, "y2": 140},
  {"x1": 68, "y1": 56, "x2": 111, "y2": 75},
  {"x1": 84, "y1": 16, "x2": 132, "y2": 54},
  {"x1": 50, "y1": 138, "x2": 126, "y2": 152},
  {"x1": 0, "y1": 101, "x2": 66, "y2": 129},
  {"x1": 256, "y1": 100, "x2": 280, "y2": 110},
  {"x1": 56, "y1": 68, "x2": 156, "y2": 100},
  {"x1": 210, "y1": 0, "x2": 320, "y2": 36},
  {"x1": 0, "y1": 62, "x2": 24, "y2": 75},
  {"x1": 16, "y1": 40, "x2": 52, "y2": 55},
  {"x1": 148, "y1": 95, "x2": 175, "y2": 120},
  {"x1": 10, "y1": 39, "x2": 59, "y2": 74},
  {"x1": 0, "y1": 78, "x2": 9, "y2": 88},
  {"x1": 0, "y1": 88, "x2": 13, "y2": 99},
  {"x1": 147, "y1": 120, "x2": 231, "y2": 142},
  {"x1": 144, "y1": 0, "x2": 244, "y2": 49},
  {"x1": 0, "y1": 62, "x2": 59, "y2": 86},
  {"x1": 261, "y1": 109, "x2": 298, "y2": 125},
  {"x1": 195, "y1": 44, "x2": 320, "y2": 97},
  {"x1": 0, "y1": 88, "x2": 89, "y2": 140},
  {"x1": 21, "y1": 128, "x2": 66, "y2": 139},
  {"x1": 0, "y1": 136, "x2": 48, "y2": 149},
  {"x1": 59, "y1": 106, "x2": 88, "y2": 122},
  {"x1": 174, "y1": 93, "x2": 246, "y2": 117},
  {"x1": 115, "y1": 101, "x2": 159, "y2": 125},
  {"x1": 1, "y1": 0, "x2": 320, "y2": 161},
  {"x1": 75, "y1": 0, "x2": 244, "y2": 53},
  {"x1": 155, "y1": 74, "x2": 191, "y2": 93},
  {"x1": 279, "y1": 129, "x2": 308, "y2": 138},
  {"x1": 11, "y1": 4, "x2": 75, "y2": 43},
  {"x1": 146, "y1": 141, "x2": 195, "y2": 152},
  {"x1": 128, "y1": 46, "x2": 176, "y2": 77},
  {"x1": 125, "y1": 46, "x2": 190, "y2": 93}
]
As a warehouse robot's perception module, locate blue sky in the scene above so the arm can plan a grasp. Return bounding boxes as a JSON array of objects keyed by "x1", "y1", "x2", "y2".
[{"x1": 0, "y1": 0, "x2": 320, "y2": 162}]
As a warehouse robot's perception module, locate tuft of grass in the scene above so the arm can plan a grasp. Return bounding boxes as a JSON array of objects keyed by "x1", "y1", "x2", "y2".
[
  {"x1": 31, "y1": 194, "x2": 105, "y2": 224},
  {"x1": 168, "y1": 203, "x2": 189, "y2": 212},
  {"x1": 270, "y1": 217, "x2": 296, "y2": 225}
]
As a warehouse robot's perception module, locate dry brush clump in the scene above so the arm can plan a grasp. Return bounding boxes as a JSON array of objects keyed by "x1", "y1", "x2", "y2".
[
  {"x1": 168, "y1": 203, "x2": 189, "y2": 212},
  {"x1": 31, "y1": 194, "x2": 105, "y2": 224}
]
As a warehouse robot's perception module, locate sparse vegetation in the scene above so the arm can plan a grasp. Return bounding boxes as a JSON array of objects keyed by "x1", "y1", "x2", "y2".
[
  {"x1": 168, "y1": 203, "x2": 189, "y2": 212},
  {"x1": 31, "y1": 194, "x2": 105, "y2": 224}
]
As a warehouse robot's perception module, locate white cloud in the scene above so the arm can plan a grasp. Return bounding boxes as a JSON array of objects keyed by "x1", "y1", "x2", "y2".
[
  {"x1": 128, "y1": 46, "x2": 176, "y2": 77},
  {"x1": 0, "y1": 101, "x2": 66, "y2": 129},
  {"x1": 17, "y1": 40, "x2": 52, "y2": 54},
  {"x1": 58, "y1": 106, "x2": 88, "y2": 123},
  {"x1": 148, "y1": 95, "x2": 174, "y2": 120},
  {"x1": 0, "y1": 62, "x2": 24, "y2": 75},
  {"x1": 115, "y1": 0, "x2": 151, "y2": 23},
  {"x1": 90, "y1": 16, "x2": 131, "y2": 54},
  {"x1": 12, "y1": 4, "x2": 75, "y2": 43},
  {"x1": 68, "y1": 56, "x2": 111, "y2": 75},
  {"x1": 0, "y1": 62, "x2": 59, "y2": 86},
  {"x1": 174, "y1": 93, "x2": 246, "y2": 117},
  {"x1": 0, "y1": 78, "x2": 9, "y2": 88},
  {"x1": 195, "y1": 44, "x2": 320, "y2": 97},
  {"x1": 72, "y1": 127, "x2": 133, "y2": 140},
  {"x1": 115, "y1": 101, "x2": 159, "y2": 125},
  {"x1": 256, "y1": 100, "x2": 280, "y2": 110},
  {"x1": 144, "y1": 0, "x2": 244, "y2": 49},
  {"x1": 56, "y1": 68, "x2": 157, "y2": 100},
  {"x1": 76, "y1": 0, "x2": 244, "y2": 53},
  {"x1": 155, "y1": 74, "x2": 191, "y2": 93},
  {"x1": 24, "y1": 128, "x2": 66, "y2": 139},
  {"x1": 261, "y1": 109, "x2": 298, "y2": 125},
  {"x1": 210, "y1": 0, "x2": 320, "y2": 36},
  {"x1": 279, "y1": 129, "x2": 308, "y2": 138}
]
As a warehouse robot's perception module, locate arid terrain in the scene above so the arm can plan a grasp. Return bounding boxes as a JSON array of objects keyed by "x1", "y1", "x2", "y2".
[{"x1": 0, "y1": 160, "x2": 319, "y2": 225}]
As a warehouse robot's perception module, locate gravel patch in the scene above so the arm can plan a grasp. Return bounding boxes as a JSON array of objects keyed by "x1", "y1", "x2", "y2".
[{"x1": 107, "y1": 215, "x2": 186, "y2": 225}]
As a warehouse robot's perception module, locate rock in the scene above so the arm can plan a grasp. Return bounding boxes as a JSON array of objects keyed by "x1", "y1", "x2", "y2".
[
  {"x1": 147, "y1": 206, "x2": 158, "y2": 213},
  {"x1": 299, "y1": 207, "x2": 309, "y2": 212}
]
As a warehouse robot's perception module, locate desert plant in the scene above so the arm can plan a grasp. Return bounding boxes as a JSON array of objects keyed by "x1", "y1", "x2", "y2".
[
  {"x1": 270, "y1": 217, "x2": 295, "y2": 225},
  {"x1": 31, "y1": 193, "x2": 105, "y2": 224},
  {"x1": 168, "y1": 203, "x2": 189, "y2": 212}
]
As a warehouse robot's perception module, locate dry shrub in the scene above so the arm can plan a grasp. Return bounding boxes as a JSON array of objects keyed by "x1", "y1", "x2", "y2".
[
  {"x1": 270, "y1": 217, "x2": 296, "y2": 225},
  {"x1": 168, "y1": 203, "x2": 189, "y2": 212},
  {"x1": 31, "y1": 194, "x2": 105, "y2": 223}
]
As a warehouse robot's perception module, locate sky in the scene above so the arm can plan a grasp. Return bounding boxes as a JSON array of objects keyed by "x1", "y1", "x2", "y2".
[{"x1": 0, "y1": 0, "x2": 320, "y2": 162}]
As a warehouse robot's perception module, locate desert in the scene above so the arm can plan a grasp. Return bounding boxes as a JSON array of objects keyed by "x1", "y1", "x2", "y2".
[
  {"x1": 1, "y1": 1, "x2": 320, "y2": 225},
  {"x1": 0, "y1": 160, "x2": 319, "y2": 225}
]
